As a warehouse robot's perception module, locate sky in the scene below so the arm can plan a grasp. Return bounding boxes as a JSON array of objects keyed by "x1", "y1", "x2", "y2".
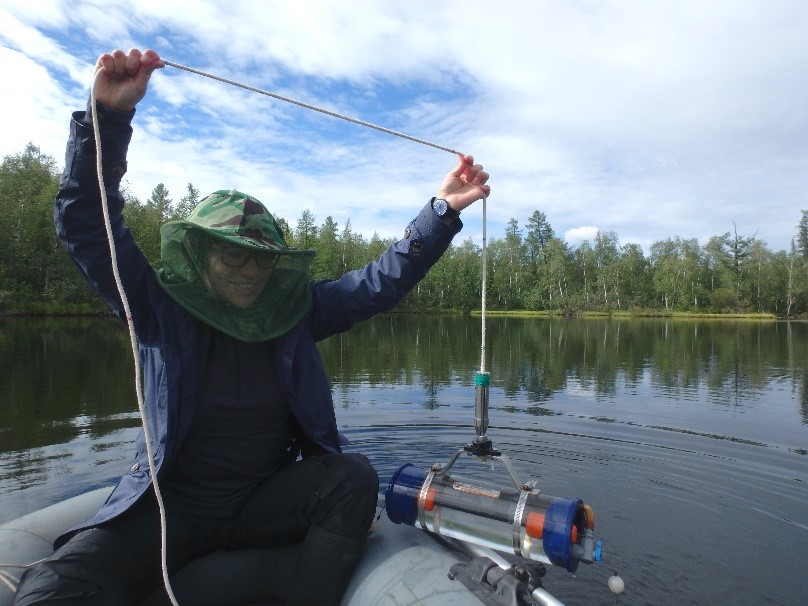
[{"x1": 1, "y1": 0, "x2": 807, "y2": 254}]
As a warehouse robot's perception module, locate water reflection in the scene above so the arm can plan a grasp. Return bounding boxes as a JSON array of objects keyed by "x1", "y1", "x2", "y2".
[
  {"x1": 2, "y1": 316, "x2": 807, "y2": 605},
  {"x1": 3, "y1": 316, "x2": 807, "y2": 458},
  {"x1": 0, "y1": 318, "x2": 140, "y2": 454},
  {"x1": 2, "y1": 315, "x2": 807, "y2": 496}
]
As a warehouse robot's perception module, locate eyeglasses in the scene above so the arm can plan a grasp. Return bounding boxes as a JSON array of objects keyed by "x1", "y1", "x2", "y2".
[{"x1": 214, "y1": 245, "x2": 280, "y2": 269}]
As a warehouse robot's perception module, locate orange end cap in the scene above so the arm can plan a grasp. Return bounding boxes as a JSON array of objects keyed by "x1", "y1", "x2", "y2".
[
  {"x1": 570, "y1": 524, "x2": 578, "y2": 544},
  {"x1": 525, "y1": 512, "x2": 545, "y2": 539},
  {"x1": 424, "y1": 487, "x2": 437, "y2": 512}
]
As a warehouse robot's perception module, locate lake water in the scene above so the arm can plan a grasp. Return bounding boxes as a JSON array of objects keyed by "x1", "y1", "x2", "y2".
[{"x1": 1, "y1": 315, "x2": 807, "y2": 605}]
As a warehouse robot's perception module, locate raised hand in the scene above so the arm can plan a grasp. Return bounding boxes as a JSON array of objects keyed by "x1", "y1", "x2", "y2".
[
  {"x1": 435, "y1": 154, "x2": 491, "y2": 212},
  {"x1": 93, "y1": 48, "x2": 164, "y2": 112}
]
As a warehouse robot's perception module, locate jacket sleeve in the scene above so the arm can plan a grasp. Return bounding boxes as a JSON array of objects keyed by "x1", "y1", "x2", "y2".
[
  {"x1": 308, "y1": 202, "x2": 461, "y2": 340},
  {"x1": 54, "y1": 105, "x2": 159, "y2": 341}
]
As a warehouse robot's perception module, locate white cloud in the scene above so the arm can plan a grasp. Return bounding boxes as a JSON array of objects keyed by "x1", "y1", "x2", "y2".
[
  {"x1": 0, "y1": 46, "x2": 78, "y2": 161},
  {"x1": 564, "y1": 226, "x2": 600, "y2": 247},
  {"x1": 2, "y1": 0, "x2": 807, "y2": 252}
]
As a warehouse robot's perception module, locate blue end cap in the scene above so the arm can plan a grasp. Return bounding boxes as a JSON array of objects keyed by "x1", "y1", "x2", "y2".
[
  {"x1": 594, "y1": 540, "x2": 603, "y2": 562},
  {"x1": 543, "y1": 498, "x2": 581, "y2": 573},
  {"x1": 385, "y1": 464, "x2": 427, "y2": 526}
]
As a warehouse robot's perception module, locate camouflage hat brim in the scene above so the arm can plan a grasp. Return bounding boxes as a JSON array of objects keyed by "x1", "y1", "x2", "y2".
[
  {"x1": 189, "y1": 189, "x2": 286, "y2": 242},
  {"x1": 161, "y1": 221, "x2": 316, "y2": 257},
  {"x1": 161, "y1": 188, "x2": 315, "y2": 256}
]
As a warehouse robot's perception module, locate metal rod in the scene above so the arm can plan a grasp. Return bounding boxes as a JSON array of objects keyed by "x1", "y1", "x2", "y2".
[
  {"x1": 474, "y1": 374, "x2": 490, "y2": 438},
  {"x1": 480, "y1": 195, "x2": 488, "y2": 373}
]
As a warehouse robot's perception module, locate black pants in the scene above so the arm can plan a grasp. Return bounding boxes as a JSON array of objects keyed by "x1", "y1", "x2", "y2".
[{"x1": 13, "y1": 453, "x2": 378, "y2": 606}]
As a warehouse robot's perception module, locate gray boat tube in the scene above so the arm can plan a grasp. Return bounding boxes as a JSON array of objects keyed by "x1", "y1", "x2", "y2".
[
  {"x1": 0, "y1": 489, "x2": 490, "y2": 606},
  {"x1": 1, "y1": 487, "x2": 580, "y2": 606}
]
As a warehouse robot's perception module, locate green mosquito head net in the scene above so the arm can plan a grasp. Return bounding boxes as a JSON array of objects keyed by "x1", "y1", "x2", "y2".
[{"x1": 155, "y1": 189, "x2": 315, "y2": 342}]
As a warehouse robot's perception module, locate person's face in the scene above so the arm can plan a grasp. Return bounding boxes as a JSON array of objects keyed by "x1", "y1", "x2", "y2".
[{"x1": 205, "y1": 244, "x2": 277, "y2": 308}]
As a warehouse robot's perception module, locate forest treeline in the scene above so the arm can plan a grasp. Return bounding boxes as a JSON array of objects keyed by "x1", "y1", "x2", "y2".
[{"x1": 3, "y1": 143, "x2": 808, "y2": 317}]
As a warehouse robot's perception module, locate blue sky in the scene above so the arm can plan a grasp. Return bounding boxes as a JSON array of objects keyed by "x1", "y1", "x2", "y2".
[{"x1": 1, "y1": 0, "x2": 807, "y2": 253}]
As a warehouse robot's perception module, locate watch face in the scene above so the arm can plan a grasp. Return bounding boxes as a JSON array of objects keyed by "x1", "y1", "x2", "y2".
[{"x1": 433, "y1": 198, "x2": 449, "y2": 216}]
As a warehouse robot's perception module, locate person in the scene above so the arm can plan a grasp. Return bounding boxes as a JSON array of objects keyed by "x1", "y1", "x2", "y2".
[{"x1": 13, "y1": 48, "x2": 490, "y2": 606}]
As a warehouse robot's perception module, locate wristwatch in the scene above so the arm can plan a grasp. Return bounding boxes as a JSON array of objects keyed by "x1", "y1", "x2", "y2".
[{"x1": 431, "y1": 197, "x2": 459, "y2": 222}]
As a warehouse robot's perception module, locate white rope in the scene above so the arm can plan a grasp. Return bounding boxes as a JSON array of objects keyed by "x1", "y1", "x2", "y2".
[
  {"x1": 91, "y1": 72, "x2": 180, "y2": 606},
  {"x1": 164, "y1": 60, "x2": 462, "y2": 156},
  {"x1": 0, "y1": 557, "x2": 47, "y2": 569},
  {"x1": 0, "y1": 569, "x2": 19, "y2": 593},
  {"x1": 480, "y1": 195, "x2": 488, "y2": 374}
]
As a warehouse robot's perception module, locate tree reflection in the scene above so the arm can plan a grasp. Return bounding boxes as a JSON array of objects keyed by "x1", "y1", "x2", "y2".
[
  {"x1": 318, "y1": 315, "x2": 808, "y2": 425},
  {"x1": 3, "y1": 315, "x2": 806, "y2": 462},
  {"x1": 0, "y1": 318, "x2": 140, "y2": 454}
]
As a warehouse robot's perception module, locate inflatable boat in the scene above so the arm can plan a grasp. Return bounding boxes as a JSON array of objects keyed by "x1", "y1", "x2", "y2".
[{"x1": 0, "y1": 452, "x2": 604, "y2": 606}]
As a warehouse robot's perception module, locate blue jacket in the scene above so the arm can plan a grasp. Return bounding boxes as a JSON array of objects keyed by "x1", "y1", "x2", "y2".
[{"x1": 54, "y1": 106, "x2": 461, "y2": 546}]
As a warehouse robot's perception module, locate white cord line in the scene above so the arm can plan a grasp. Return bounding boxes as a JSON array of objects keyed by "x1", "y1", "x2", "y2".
[
  {"x1": 91, "y1": 72, "x2": 180, "y2": 606},
  {"x1": 0, "y1": 558, "x2": 47, "y2": 569},
  {"x1": 480, "y1": 195, "x2": 488, "y2": 374},
  {"x1": 163, "y1": 60, "x2": 462, "y2": 156},
  {"x1": 0, "y1": 570, "x2": 19, "y2": 593}
]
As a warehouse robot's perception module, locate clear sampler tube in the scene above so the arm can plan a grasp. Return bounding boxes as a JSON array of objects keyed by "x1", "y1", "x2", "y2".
[{"x1": 385, "y1": 463, "x2": 599, "y2": 573}]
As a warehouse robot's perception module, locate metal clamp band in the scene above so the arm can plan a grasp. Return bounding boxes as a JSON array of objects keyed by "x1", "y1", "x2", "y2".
[
  {"x1": 417, "y1": 468, "x2": 437, "y2": 532},
  {"x1": 513, "y1": 485, "x2": 530, "y2": 556}
]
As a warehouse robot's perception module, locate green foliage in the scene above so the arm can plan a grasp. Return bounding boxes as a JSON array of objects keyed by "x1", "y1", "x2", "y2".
[
  {"x1": 709, "y1": 288, "x2": 738, "y2": 312},
  {"x1": 292, "y1": 209, "x2": 317, "y2": 249},
  {"x1": 311, "y1": 215, "x2": 341, "y2": 279},
  {"x1": 173, "y1": 183, "x2": 200, "y2": 221},
  {"x1": 3, "y1": 143, "x2": 808, "y2": 318},
  {"x1": 797, "y1": 211, "x2": 808, "y2": 260},
  {"x1": 0, "y1": 144, "x2": 102, "y2": 312}
]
